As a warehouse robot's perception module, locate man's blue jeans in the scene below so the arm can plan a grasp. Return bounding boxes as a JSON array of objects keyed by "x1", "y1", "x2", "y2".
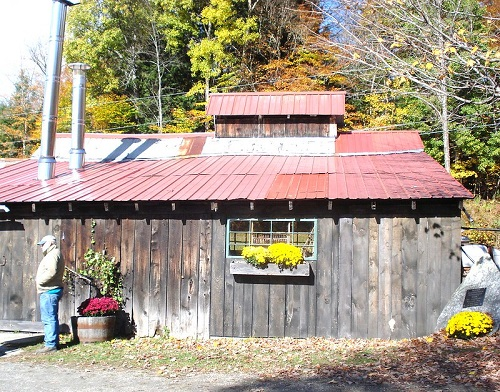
[{"x1": 40, "y1": 288, "x2": 63, "y2": 348}]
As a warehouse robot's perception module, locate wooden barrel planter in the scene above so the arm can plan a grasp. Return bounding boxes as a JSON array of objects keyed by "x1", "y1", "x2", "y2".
[{"x1": 74, "y1": 315, "x2": 116, "y2": 343}]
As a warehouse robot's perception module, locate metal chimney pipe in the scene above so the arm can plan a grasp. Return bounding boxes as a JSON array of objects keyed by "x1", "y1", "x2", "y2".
[
  {"x1": 68, "y1": 63, "x2": 90, "y2": 170},
  {"x1": 38, "y1": 0, "x2": 80, "y2": 180}
]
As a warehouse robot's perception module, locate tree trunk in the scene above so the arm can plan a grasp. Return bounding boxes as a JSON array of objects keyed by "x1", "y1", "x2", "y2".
[{"x1": 441, "y1": 88, "x2": 450, "y2": 173}]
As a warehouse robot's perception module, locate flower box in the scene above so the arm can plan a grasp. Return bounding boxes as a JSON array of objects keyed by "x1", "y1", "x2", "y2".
[{"x1": 230, "y1": 261, "x2": 310, "y2": 276}]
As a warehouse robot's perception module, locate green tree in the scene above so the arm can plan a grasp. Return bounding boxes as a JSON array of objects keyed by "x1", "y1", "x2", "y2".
[
  {"x1": 0, "y1": 69, "x2": 43, "y2": 157},
  {"x1": 319, "y1": 0, "x2": 500, "y2": 173},
  {"x1": 187, "y1": 0, "x2": 259, "y2": 99}
]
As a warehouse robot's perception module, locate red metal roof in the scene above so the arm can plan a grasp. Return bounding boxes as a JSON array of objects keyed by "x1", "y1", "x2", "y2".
[
  {"x1": 0, "y1": 152, "x2": 472, "y2": 203},
  {"x1": 336, "y1": 131, "x2": 424, "y2": 154},
  {"x1": 206, "y1": 91, "x2": 346, "y2": 116}
]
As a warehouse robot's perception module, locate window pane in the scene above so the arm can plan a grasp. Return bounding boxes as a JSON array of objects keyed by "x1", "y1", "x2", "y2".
[
  {"x1": 228, "y1": 220, "x2": 251, "y2": 256},
  {"x1": 252, "y1": 221, "x2": 271, "y2": 232},
  {"x1": 230, "y1": 220, "x2": 250, "y2": 232},
  {"x1": 227, "y1": 218, "x2": 317, "y2": 259}
]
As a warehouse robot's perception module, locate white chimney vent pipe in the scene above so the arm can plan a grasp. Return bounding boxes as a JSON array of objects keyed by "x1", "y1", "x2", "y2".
[
  {"x1": 68, "y1": 63, "x2": 90, "y2": 170},
  {"x1": 38, "y1": 0, "x2": 80, "y2": 180}
]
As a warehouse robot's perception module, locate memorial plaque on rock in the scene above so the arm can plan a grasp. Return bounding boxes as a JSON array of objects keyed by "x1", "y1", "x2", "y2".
[
  {"x1": 436, "y1": 255, "x2": 500, "y2": 333},
  {"x1": 463, "y1": 287, "x2": 486, "y2": 308}
]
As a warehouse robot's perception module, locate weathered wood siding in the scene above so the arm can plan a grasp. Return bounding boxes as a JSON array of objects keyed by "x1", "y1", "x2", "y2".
[
  {"x1": 215, "y1": 115, "x2": 336, "y2": 138},
  {"x1": 0, "y1": 201, "x2": 462, "y2": 339}
]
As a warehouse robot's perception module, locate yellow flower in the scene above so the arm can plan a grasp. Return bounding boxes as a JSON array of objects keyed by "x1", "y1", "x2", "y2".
[{"x1": 446, "y1": 311, "x2": 494, "y2": 340}]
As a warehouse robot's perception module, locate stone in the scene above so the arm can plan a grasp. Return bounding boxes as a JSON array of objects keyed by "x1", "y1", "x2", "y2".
[{"x1": 436, "y1": 254, "x2": 500, "y2": 333}]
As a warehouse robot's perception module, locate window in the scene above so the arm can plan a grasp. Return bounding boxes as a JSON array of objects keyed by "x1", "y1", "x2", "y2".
[{"x1": 226, "y1": 218, "x2": 317, "y2": 259}]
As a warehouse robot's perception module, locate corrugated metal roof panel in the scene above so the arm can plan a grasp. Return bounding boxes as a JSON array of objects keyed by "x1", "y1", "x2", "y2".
[
  {"x1": 0, "y1": 151, "x2": 472, "y2": 204},
  {"x1": 336, "y1": 131, "x2": 423, "y2": 154},
  {"x1": 206, "y1": 91, "x2": 346, "y2": 116}
]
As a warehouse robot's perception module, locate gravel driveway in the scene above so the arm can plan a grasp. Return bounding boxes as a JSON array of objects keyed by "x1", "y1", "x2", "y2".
[{"x1": 0, "y1": 332, "x2": 490, "y2": 392}]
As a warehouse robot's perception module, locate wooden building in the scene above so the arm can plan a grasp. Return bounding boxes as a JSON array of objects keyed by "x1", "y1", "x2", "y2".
[{"x1": 0, "y1": 92, "x2": 472, "y2": 339}]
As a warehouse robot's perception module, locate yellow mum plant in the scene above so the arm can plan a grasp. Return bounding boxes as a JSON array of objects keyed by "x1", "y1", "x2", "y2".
[
  {"x1": 242, "y1": 243, "x2": 304, "y2": 270},
  {"x1": 241, "y1": 246, "x2": 269, "y2": 267},
  {"x1": 268, "y1": 243, "x2": 304, "y2": 269},
  {"x1": 446, "y1": 311, "x2": 494, "y2": 340}
]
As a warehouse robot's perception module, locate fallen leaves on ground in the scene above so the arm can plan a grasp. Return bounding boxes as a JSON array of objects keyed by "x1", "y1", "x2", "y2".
[{"x1": 10, "y1": 331, "x2": 500, "y2": 390}]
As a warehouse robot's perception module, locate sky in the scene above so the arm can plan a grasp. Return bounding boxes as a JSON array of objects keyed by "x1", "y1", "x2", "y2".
[{"x1": 0, "y1": 0, "x2": 53, "y2": 101}]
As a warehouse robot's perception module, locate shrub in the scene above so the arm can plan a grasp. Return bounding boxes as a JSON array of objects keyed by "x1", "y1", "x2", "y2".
[{"x1": 446, "y1": 311, "x2": 494, "y2": 339}]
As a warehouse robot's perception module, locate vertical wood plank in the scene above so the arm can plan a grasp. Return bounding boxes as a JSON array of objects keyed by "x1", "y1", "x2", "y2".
[
  {"x1": 73, "y1": 220, "x2": 92, "y2": 314},
  {"x1": 149, "y1": 219, "x2": 166, "y2": 336},
  {"x1": 390, "y1": 218, "x2": 403, "y2": 339},
  {"x1": 367, "y1": 217, "x2": 379, "y2": 338},
  {"x1": 166, "y1": 219, "x2": 182, "y2": 337},
  {"x1": 378, "y1": 218, "x2": 392, "y2": 339},
  {"x1": 416, "y1": 218, "x2": 429, "y2": 337},
  {"x1": 352, "y1": 217, "x2": 369, "y2": 338},
  {"x1": 104, "y1": 219, "x2": 121, "y2": 263},
  {"x1": 286, "y1": 282, "x2": 300, "y2": 338},
  {"x1": 449, "y1": 216, "x2": 462, "y2": 291},
  {"x1": 210, "y1": 218, "x2": 227, "y2": 337},
  {"x1": 133, "y1": 219, "x2": 152, "y2": 337},
  {"x1": 338, "y1": 217, "x2": 353, "y2": 338},
  {"x1": 120, "y1": 219, "x2": 135, "y2": 336},
  {"x1": 158, "y1": 220, "x2": 169, "y2": 336},
  {"x1": 9, "y1": 226, "x2": 24, "y2": 320},
  {"x1": 179, "y1": 219, "x2": 200, "y2": 338},
  {"x1": 241, "y1": 281, "x2": 254, "y2": 337},
  {"x1": 401, "y1": 217, "x2": 418, "y2": 338},
  {"x1": 22, "y1": 220, "x2": 38, "y2": 322},
  {"x1": 299, "y1": 279, "x2": 311, "y2": 338},
  {"x1": 197, "y1": 218, "x2": 212, "y2": 338},
  {"x1": 59, "y1": 219, "x2": 76, "y2": 328},
  {"x1": 268, "y1": 280, "x2": 285, "y2": 337},
  {"x1": 315, "y1": 218, "x2": 334, "y2": 337},
  {"x1": 0, "y1": 222, "x2": 14, "y2": 319},
  {"x1": 426, "y1": 218, "x2": 442, "y2": 333},
  {"x1": 0, "y1": 222, "x2": 10, "y2": 319},
  {"x1": 252, "y1": 276, "x2": 270, "y2": 337}
]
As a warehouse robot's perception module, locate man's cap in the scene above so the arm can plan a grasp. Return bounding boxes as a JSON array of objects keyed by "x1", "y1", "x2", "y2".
[{"x1": 37, "y1": 235, "x2": 56, "y2": 246}]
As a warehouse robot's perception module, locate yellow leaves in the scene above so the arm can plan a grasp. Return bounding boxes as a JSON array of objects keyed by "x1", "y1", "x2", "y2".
[
  {"x1": 425, "y1": 337, "x2": 434, "y2": 343},
  {"x1": 432, "y1": 49, "x2": 442, "y2": 57},
  {"x1": 390, "y1": 42, "x2": 402, "y2": 49},
  {"x1": 353, "y1": 52, "x2": 360, "y2": 60},
  {"x1": 425, "y1": 62, "x2": 434, "y2": 70},
  {"x1": 466, "y1": 59, "x2": 475, "y2": 67},
  {"x1": 471, "y1": 46, "x2": 479, "y2": 54},
  {"x1": 444, "y1": 45, "x2": 457, "y2": 54}
]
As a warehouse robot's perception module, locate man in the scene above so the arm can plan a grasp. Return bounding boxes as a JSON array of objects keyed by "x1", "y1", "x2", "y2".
[{"x1": 36, "y1": 234, "x2": 64, "y2": 353}]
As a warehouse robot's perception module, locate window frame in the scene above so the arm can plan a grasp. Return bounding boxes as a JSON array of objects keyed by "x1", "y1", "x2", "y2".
[{"x1": 226, "y1": 218, "x2": 318, "y2": 260}]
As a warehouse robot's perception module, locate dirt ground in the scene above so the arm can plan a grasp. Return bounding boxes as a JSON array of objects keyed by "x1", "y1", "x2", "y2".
[
  {"x1": 0, "y1": 332, "x2": 491, "y2": 392},
  {"x1": 0, "y1": 361, "x2": 489, "y2": 392}
]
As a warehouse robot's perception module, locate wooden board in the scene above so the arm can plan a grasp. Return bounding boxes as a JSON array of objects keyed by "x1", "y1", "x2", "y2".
[
  {"x1": 209, "y1": 218, "x2": 226, "y2": 336},
  {"x1": 229, "y1": 262, "x2": 310, "y2": 276},
  {"x1": 166, "y1": 219, "x2": 183, "y2": 336},
  {"x1": 338, "y1": 217, "x2": 353, "y2": 338},
  {"x1": 401, "y1": 217, "x2": 418, "y2": 338},
  {"x1": 133, "y1": 219, "x2": 152, "y2": 337},
  {"x1": 352, "y1": 217, "x2": 369, "y2": 338}
]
